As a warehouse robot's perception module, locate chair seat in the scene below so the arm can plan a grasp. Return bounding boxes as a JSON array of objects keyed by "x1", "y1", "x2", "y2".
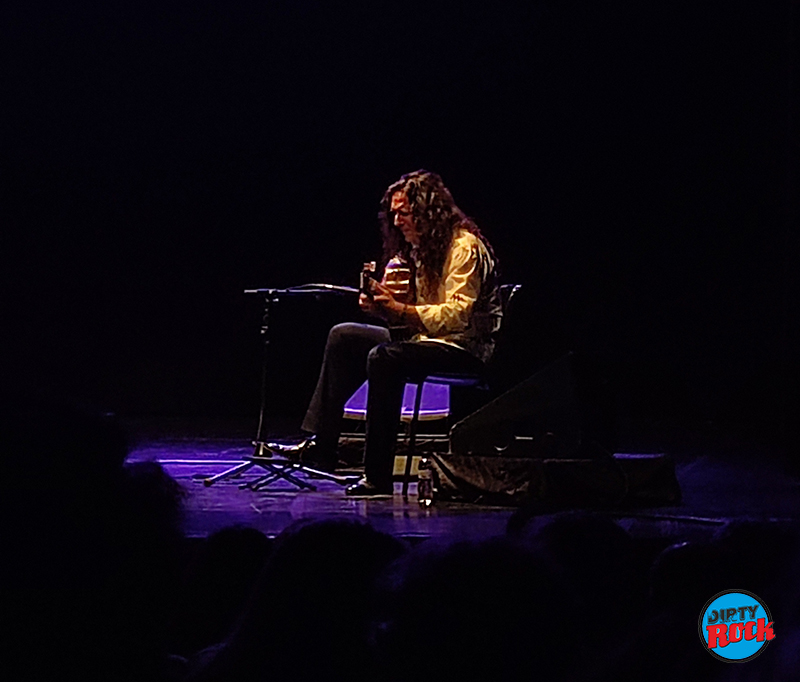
[{"x1": 343, "y1": 380, "x2": 451, "y2": 422}]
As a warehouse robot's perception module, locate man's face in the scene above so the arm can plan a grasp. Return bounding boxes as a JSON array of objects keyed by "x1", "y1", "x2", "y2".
[{"x1": 391, "y1": 191, "x2": 420, "y2": 246}]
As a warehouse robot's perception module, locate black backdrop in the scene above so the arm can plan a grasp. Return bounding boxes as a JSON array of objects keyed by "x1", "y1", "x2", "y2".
[{"x1": 2, "y1": 1, "x2": 796, "y2": 445}]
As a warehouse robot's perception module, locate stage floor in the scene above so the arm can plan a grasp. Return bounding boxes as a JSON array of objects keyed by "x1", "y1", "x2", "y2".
[{"x1": 125, "y1": 419, "x2": 800, "y2": 543}]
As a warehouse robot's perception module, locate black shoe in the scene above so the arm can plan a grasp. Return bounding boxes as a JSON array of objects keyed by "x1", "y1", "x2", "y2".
[
  {"x1": 300, "y1": 442, "x2": 341, "y2": 473},
  {"x1": 266, "y1": 436, "x2": 342, "y2": 473},
  {"x1": 265, "y1": 436, "x2": 315, "y2": 461},
  {"x1": 345, "y1": 478, "x2": 393, "y2": 497}
]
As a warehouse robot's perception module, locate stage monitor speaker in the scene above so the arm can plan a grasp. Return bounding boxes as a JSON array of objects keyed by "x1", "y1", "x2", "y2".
[{"x1": 449, "y1": 352, "x2": 584, "y2": 458}]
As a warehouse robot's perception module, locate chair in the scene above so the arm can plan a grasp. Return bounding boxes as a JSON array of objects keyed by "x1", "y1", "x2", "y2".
[{"x1": 400, "y1": 283, "x2": 522, "y2": 498}]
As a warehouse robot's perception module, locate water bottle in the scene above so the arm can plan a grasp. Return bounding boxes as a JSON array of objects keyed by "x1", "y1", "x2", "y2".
[{"x1": 417, "y1": 457, "x2": 435, "y2": 507}]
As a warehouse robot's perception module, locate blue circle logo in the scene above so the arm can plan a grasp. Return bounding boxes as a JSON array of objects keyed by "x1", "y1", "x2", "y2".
[{"x1": 699, "y1": 589, "x2": 775, "y2": 662}]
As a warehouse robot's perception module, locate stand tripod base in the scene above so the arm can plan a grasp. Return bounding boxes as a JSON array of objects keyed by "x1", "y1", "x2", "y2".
[{"x1": 202, "y1": 442, "x2": 361, "y2": 491}]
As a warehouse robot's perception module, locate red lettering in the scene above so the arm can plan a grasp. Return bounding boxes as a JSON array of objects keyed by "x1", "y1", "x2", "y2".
[
  {"x1": 744, "y1": 621, "x2": 757, "y2": 641},
  {"x1": 756, "y1": 618, "x2": 775, "y2": 642},
  {"x1": 728, "y1": 622, "x2": 744, "y2": 643},
  {"x1": 707, "y1": 623, "x2": 729, "y2": 649}
]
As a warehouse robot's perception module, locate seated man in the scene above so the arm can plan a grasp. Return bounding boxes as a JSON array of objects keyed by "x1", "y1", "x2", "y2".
[{"x1": 299, "y1": 169, "x2": 502, "y2": 496}]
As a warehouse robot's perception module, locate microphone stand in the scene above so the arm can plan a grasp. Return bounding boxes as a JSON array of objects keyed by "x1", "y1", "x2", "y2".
[{"x1": 202, "y1": 285, "x2": 361, "y2": 491}]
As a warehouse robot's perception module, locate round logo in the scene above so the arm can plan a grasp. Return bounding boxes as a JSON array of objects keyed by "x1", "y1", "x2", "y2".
[{"x1": 699, "y1": 589, "x2": 775, "y2": 662}]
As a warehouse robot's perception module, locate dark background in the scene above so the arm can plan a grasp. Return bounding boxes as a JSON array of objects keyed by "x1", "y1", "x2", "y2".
[{"x1": 2, "y1": 1, "x2": 797, "y2": 450}]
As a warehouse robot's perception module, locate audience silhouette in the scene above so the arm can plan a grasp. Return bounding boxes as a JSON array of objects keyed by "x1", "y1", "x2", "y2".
[{"x1": 3, "y1": 389, "x2": 798, "y2": 681}]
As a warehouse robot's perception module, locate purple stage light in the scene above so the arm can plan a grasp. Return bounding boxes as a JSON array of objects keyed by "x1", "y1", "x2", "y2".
[{"x1": 343, "y1": 380, "x2": 450, "y2": 422}]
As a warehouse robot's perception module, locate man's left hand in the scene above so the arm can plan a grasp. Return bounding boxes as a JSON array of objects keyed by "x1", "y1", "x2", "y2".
[{"x1": 371, "y1": 281, "x2": 403, "y2": 318}]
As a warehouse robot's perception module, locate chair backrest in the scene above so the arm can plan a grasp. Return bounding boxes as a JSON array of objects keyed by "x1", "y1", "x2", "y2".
[
  {"x1": 486, "y1": 283, "x2": 528, "y2": 392},
  {"x1": 491, "y1": 283, "x2": 522, "y2": 362},
  {"x1": 500, "y1": 284, "x2": 522, "y2": 325},
  {"x1": 489, "y1": 280, "x2": 572, "y2": 396},
  {"x1": 499, "y1": 283, "x2": 521, "y2": 316}
]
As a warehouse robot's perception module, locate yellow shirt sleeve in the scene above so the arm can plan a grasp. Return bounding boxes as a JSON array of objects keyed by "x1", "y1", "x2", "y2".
[{"x1": 415, "y1": 238, "x2": 482, "y2": 336}]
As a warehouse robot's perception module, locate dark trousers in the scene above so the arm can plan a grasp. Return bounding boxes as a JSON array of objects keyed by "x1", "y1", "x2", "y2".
[{"x1": 302, "y1": 322, "x2": 484, "y2": 489}]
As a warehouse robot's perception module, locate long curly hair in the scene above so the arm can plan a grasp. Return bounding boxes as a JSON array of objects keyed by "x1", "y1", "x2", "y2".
[{"x1": 378, "y1": 170, "x2": 497, "y2": 298}]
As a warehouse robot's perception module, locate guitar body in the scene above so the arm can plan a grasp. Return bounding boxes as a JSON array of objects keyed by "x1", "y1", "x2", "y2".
[{"x1": 383, "y1": 256, "x2": 416, "y2": 341}]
